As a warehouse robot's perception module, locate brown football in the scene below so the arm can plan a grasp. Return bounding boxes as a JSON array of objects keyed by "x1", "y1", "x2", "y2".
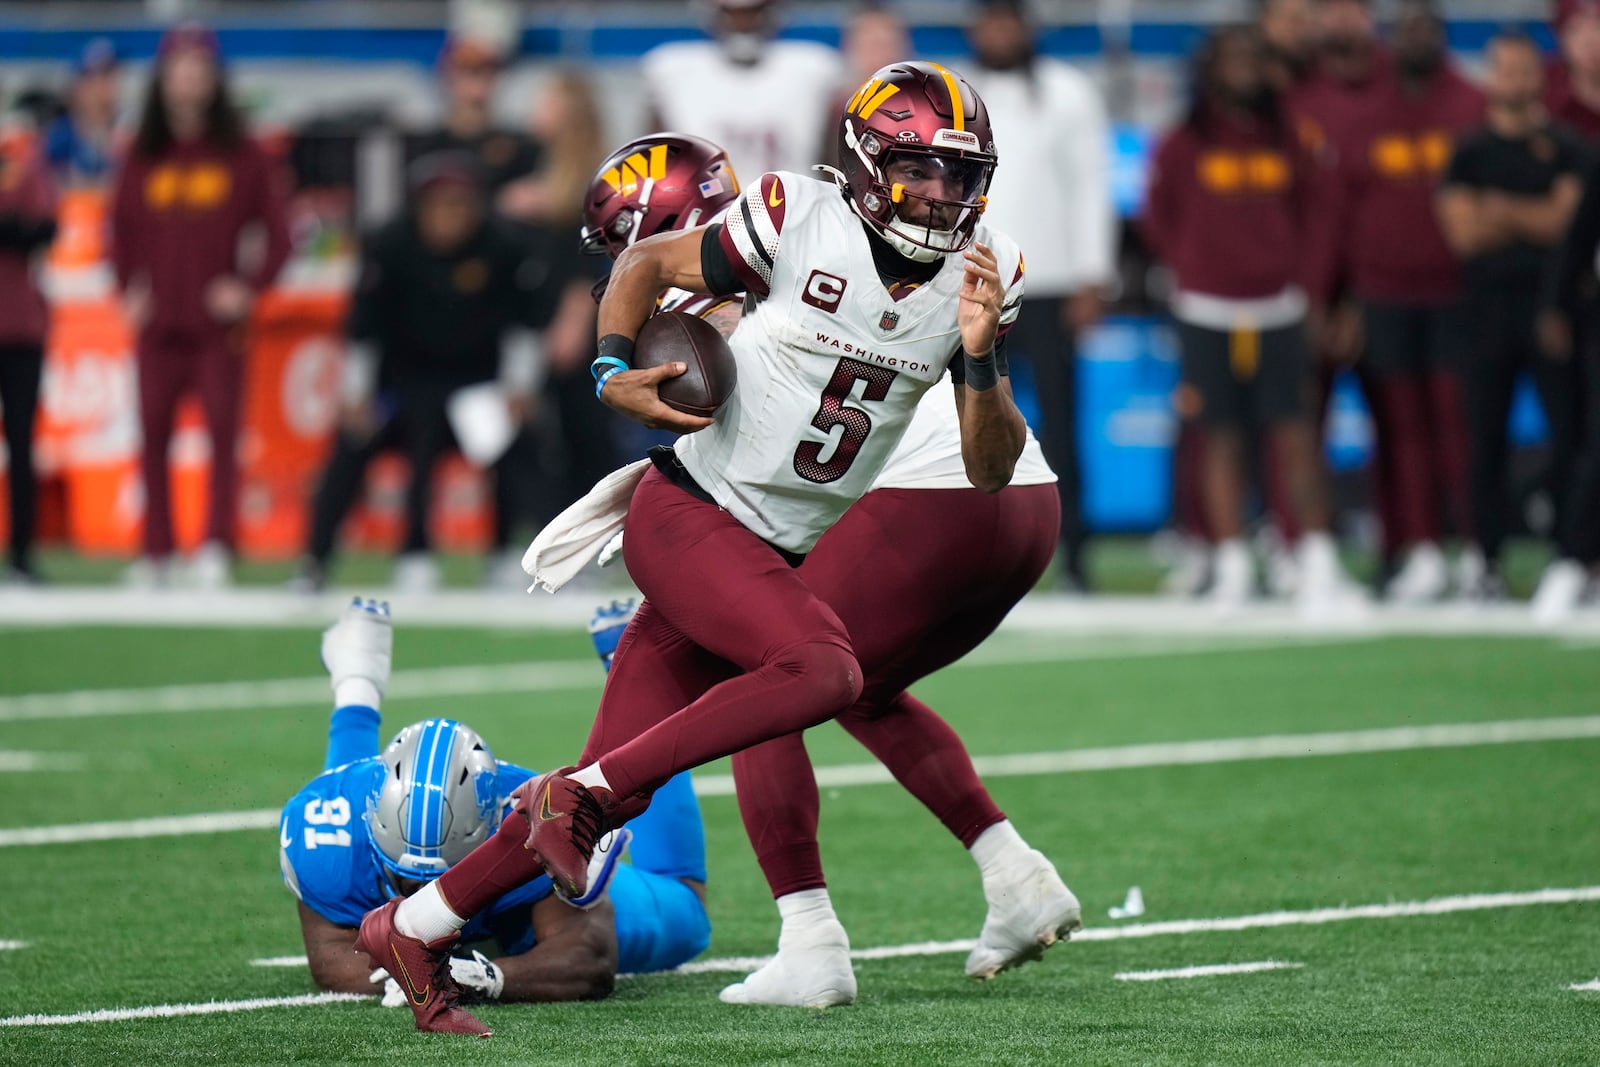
[{"x1": 634, "y1": 310, "x2": 738, "y2": 418}]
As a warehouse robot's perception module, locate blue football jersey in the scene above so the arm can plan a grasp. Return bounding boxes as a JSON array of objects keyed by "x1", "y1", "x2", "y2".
[{"x1": 279, "y1": 757, "x2": 549, "y2": 953}]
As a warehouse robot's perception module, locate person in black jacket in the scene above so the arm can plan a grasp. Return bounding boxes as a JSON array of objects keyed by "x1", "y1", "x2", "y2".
[
  {"x1": 1535, "y1": 147, "x2": 1600, "y2": 621},
  {"x1": 297, "y1": 152, "x2": 558, "y2": 592}
]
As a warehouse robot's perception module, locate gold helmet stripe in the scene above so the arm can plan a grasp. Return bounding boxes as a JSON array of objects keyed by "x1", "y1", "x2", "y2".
[{"x1": 929, "y1": 63, "x2": 965, "y2": 132}]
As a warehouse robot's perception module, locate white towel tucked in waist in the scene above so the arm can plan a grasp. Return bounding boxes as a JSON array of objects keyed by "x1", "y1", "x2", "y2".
[{"x1": 522, "y1": 458, "x2": 652, "y2": 593}]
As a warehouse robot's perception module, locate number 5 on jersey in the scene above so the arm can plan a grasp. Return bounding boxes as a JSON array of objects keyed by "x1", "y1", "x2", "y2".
[{"x1": 794, "y1": 357, "x2": 899, "y2": 484}]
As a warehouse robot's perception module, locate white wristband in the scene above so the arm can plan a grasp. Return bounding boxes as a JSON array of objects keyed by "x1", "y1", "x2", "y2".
[{"x1": 334, "y1": 678, "x2": 382, "y2": 710}]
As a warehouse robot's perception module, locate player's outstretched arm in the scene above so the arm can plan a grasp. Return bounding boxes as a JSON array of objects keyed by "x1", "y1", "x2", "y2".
[
  {"x1": 953, "y1": 242, "x2": 1026, "y2": 493},
  {"x1": 490, "y1": 895, "x2": 621, "y2": 1002},
  {"x1": 297, "y1": 902, "x2": 384, "y2": 994},
  {"x1": 594, "y1": 226, "x2": 718, "y2": 433}
]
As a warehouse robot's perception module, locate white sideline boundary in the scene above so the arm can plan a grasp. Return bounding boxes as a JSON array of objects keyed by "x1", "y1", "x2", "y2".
[
  {"x1": 1114, "y1": 961, "x2": 1304, "y2": 982},
  {"x1": 6, "y1": 715, "x2": 1600, "y2": 848},
  {"x1": 0, "y1": 992, "x2": 370, "y2": 1027},
  {"x1": 0, "y1": 635, "x2": 1361, "y2": 724}
]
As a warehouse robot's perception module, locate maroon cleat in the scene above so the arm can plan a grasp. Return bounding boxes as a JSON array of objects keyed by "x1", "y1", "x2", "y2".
[
  {"x1": 355, "y1": 899, "x2": 491, "y2": 1037},
  {"x1": 514, "y1": 769, "x2": 608, "y2": 899}
]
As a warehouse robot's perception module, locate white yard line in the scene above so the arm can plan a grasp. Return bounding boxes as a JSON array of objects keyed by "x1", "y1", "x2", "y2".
[
  {"x1": 253, "y1": 886, "x2": 1600, "y2": 979},
  {"x1": 1569, "y1": 978, "x2": 1600, "y2": 992},
  {"x1": 656, "y1": 886, "x2": 1600, "y2": 975},
  {"x1": 0, "y1": 941, "x2": 28, "y2": 951},
  {"x1": 0, "y1": 751, "x2": 82, "y2": 772},
  {"x1": 0, "y1": 992, "x2": 370, "y2": 1028},
  {"x1": 0, "y1": 635, "x2": 1361, "y2": 724},
  {"x1": 0, "y1": 662, "x2": 600, "y2": 723},
  {"x1": 7, "y1": 715, "x2": 1600, "y2": 848},
  {"x1": 1114, "y1": 961, "x2": 1304, "y2": 982}
]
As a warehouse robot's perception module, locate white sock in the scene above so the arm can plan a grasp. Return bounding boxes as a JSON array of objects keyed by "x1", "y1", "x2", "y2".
[
  {"x1": 570, "y1": 763, "x2": 612, "y2": 792},
  {"x1": 969, "y1": 820, "x2": 1031, "y2": 881},
  {"x1": 775, "y1": 888, "x2": 839, "y2": 944},
  {"x1": 394, "y1": 880, "x2": 466, "y2": 943},
  {"x1": 334, "y1": 678, "x2": 381, "y2": 710}
]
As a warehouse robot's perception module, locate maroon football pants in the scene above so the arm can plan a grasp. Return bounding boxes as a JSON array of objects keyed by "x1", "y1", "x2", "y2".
[
  {"x1": 735, "y1": 482, "x2": 1060, "y2": 898},
  {"x1": 135, "y1": 328, "x2": 244, "y2": 558}
]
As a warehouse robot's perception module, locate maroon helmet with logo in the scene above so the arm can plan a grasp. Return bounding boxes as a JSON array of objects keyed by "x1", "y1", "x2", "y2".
[
  {"x1": 581, "y1": 133, "x2": 741, "y2": 260},
  {"x1": 835, "y1": 61, "x2": 998, "y2": 262}
]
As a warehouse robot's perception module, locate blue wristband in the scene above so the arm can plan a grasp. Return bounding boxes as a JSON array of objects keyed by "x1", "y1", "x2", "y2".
[
  {"x1": 590, "y1": 355, "x2": 630, "y2": 383},
  {"x1": 595, "y1": 365, "x2": 625, "y2": 398}
]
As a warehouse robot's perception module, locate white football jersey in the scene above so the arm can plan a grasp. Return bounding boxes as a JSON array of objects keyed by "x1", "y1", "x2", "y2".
[
  {"x1": 674, "y1": 171, "x2": 1026, "y2": 553},
  {"x1": 642, "y1": 40, "x2": 846, "y2": 182},
  {"x1": 872, "y1": 377, "x2": 1056, "y2": 491}
]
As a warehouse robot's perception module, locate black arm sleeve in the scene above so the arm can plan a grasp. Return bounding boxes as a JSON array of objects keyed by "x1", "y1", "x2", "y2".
[
  {"x1": 1546, "y1": 158, "x2": 1600, "y2": 314},
  {"x1": 0, "y1": 215, "x2": 57, "y2": 252},
  {"x1": 700, "y1": 223, "x2": 745, "y2": 297}
]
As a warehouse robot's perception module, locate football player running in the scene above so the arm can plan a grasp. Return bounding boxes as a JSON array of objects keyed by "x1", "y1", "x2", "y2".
[
  {"x1": 364, "y1": 62, "x2": 1048, "y2": 1035},
  {"x1": 577, "y1": 131, "x2": 1077, "y2": 1007},
  {"x1": 282, "y1": 598, "x2": 709, "y2": 1030}
]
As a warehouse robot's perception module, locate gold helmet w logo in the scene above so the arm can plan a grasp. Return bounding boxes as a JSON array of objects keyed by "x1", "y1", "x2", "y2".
[
  {"x1": 602, "y1": 144, "x2": 669, "y2": 196},
  {"x1": 846, "y1": 78, "x2": 901, "y2": 120}
]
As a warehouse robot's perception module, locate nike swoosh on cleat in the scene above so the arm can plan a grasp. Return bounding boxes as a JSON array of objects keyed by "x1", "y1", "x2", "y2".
[
  {"x1": 390, "y1": 946, "x2": 430, "y2": 1006},
  {"x1": 539, "y1": 781, "x2": 558, "y2": 821}
]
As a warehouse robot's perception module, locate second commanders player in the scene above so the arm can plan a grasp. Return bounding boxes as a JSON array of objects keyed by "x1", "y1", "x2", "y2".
[
  {"x1": 360, "y1": 62, "x2": 1056, "y2": 1036},
  {"x1": 574, "y1": 132, "x2": 1076, "y2": 1007}
]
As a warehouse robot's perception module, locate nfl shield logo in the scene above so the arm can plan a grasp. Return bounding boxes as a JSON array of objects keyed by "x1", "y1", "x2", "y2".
[{"x1": 879, "y1": 309, "x2": 900, "y2": 333}]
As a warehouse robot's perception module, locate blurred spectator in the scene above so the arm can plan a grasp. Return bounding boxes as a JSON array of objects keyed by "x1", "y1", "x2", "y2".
[
  {"x1": 642, "y1": 0, "x2": 845, "y2": 181},
  {"x1": 1261, "y1": 0, "x2": 1317, "y2": 94},
  {"x1": 1546, "y1": 0, "x2": 1600, "y2": 141},
  {"x1": 1437, "y1": 31, "x2": 1585, "y2": 601},
  {"x1": 824, "y1": 3, "x2": 913, "y2": 171},
  {"x1": 44, "y1": 37, "x2": 120, "y2": 189},
  {"x1": 1313, "y1": 0, "x2": 1483, "y2": 603},
  {"x1": 965, "y1": 0, "x2": 1113, "y2": 592},
  {"x1": 298, "y1": 153, "x2": 560, "y2": 593},
  {"x1": 520, "y1": 71, "x2": 623, "y2": 519},
  {"x1": 1143, "y1": 25, "x2": 1357, "y2": 614},
  {"x1": 110, "y1": 23, "x2": 291, "y2": 589},
  {"x1": 842, "y1": 2, "x2": 912, "y2": 85},
  {"x1": 0, "y1": 141, "x2": 57, "y2": 585},
  {"x1": 1536, "y1": 131, "x2": 1600, "y2": 621},
  {"x1": 409, "y1": 37, "x2": 542, "y2": 217}
]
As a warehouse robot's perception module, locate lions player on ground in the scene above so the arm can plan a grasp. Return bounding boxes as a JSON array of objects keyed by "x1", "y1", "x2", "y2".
[
  {"x1": 281, "y1": 599, "x2": 708, "y2": 1021},
  {"x1": 367, "y1": 62, "x2": 1039, "y2": 1036},
  {"x1": 578, "y1": 131, "x2": 1077, "y2": 1007}
]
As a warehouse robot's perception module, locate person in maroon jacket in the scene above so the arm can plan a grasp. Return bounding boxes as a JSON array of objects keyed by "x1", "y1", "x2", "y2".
[
  {"x1": 110, "y1": 23, "x2": 290, "y2": 589},
  {"x1": 0, "y1": 146, "x2": 57, "y2": 585},
  {"x1": 1313, "y1": 1, "x2": 1484, "y2": 603},
  {"x1": 1144, "y1": 24, "x2": 1361, "y2": 616},
  {"x1": 1546, "y1": 0, "x2": 1600, "y2": 143}
]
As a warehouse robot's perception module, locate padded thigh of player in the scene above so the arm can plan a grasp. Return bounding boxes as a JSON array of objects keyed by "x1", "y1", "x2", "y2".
[{"x1": 595, "y1": 154, "x2": 1028, "y2": 495}]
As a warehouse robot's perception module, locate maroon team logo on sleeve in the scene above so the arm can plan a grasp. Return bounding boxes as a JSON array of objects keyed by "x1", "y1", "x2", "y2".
[
  {"x1": 802, "y1": 270, "x2": 848, "y2": 312},
  {"x1": 878, "y1": 309, "x2": 900, "y2": 333}
]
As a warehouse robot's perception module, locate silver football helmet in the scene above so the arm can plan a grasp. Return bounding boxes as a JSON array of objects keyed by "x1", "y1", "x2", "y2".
[{"x1": 367, "y1": 719, "x2": 503, "y2": 881}]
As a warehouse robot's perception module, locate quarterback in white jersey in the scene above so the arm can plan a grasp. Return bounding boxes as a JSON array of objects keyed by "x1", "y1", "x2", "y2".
[
  {"x1": 372, "y1": 65, "x2": 1077, "y2": 1039},
  {"x1": 642, "y1": 0, "x2": 845, "y2": 180}
]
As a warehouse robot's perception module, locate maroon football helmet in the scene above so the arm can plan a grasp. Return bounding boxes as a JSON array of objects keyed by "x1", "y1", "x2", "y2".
[
  {"x1": 835, "y1": 61, "x2": 998, "y2": 262},
  {"x1": 580, "y1": 133, "x2": 741, "y2": 260}
]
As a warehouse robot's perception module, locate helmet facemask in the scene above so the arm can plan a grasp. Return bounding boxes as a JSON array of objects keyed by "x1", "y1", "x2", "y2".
[{"x1": 845, "y1": 130, "x2": 994, "y2": 262}]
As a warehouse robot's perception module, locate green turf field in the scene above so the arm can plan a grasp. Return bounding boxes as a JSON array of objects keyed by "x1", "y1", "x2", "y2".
[{"x1": 1, "y1": 620, "x2": 1597, "y2": 1066}]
